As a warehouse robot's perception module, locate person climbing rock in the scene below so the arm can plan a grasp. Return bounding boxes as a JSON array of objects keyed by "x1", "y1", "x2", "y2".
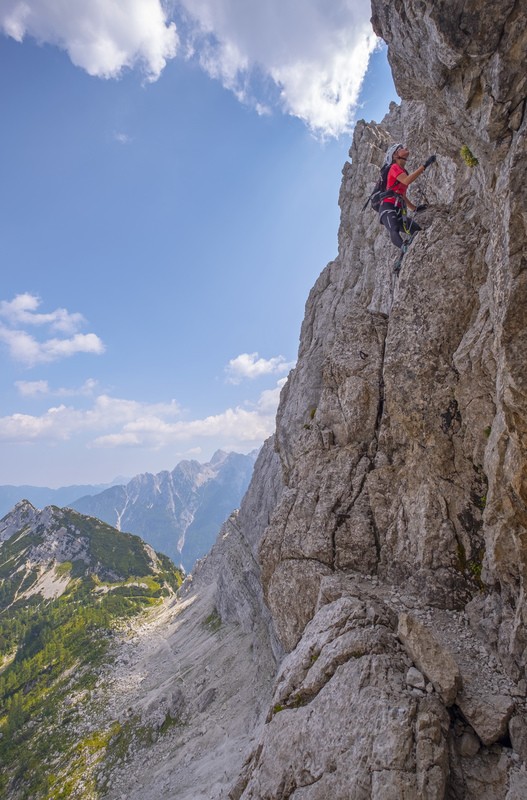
[{"x1": 379, "y1": 143, "x2": 435, "y2": 254}]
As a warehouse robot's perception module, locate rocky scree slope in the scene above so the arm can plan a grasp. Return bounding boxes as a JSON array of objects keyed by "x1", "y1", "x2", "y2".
[
  {"x1": 95, "y1": 443, "x2": 282, "y2": 800},
  {"x1": 225, "y1": 1, "x2": 527, "y2": 798}
]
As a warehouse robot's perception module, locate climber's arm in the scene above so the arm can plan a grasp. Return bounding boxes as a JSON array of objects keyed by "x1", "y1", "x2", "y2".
[
  {"x1": 397, "y1": 156, "x2": 436, "y2": 187},
  {"x1": 396, "y1": 165, "x2": 426, "y2": 187}
]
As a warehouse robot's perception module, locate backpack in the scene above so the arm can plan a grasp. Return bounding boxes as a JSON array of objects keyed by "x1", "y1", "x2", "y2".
[{"x1": 362, "y1": 163, "x2": 391, "y2": 212}]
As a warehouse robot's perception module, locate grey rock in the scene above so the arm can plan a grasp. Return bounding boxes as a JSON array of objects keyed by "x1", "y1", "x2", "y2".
[
  {"x1": 236, "y1": 593, "x2": 449, "y2": 799},
  {"x1": 229, "y1": 1, "x2": 527, "y2": 797},
  {"x1": 457, "y1": 690, "x2": 514, "y2": 746},
  {"x1": 458, "y1": 730, "x2": 481, "y2": 758},
  {"x1": 506, "y1": 767, "x2": 527, "y2": 800},
  {"x1": 407, "y1": 666, "x2": 427, "y2": 691},
  {"x1": 197, "y1": 687, "x2": 217, "y2": 714},
  {"x1": 398, "y1": 613, "x2": 461, "y2": 705},
  {"x1": 510, "y1": 714, "x2": 527, "y2": 762}
]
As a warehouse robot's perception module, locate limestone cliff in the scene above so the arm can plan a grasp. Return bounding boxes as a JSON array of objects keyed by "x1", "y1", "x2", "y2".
[{"x1": 225, "y1": 1, "x2": 527, "y2": 797}]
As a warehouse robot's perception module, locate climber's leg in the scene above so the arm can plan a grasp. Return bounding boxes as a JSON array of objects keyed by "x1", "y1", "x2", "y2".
[{"x1": 380, "y1": 206, "x2": 404, "y2": 249}]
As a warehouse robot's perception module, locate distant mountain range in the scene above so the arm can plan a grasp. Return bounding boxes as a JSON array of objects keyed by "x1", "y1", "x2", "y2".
[
  {"x1": 0, "y1": 479, "x2": 126, "y2": 518},
  {"x1": 69, "y1": 450, "x2": 258, "y2": 572},
  {"x1": 0, "y1": 450, "x2": 257, "y2": 573}
]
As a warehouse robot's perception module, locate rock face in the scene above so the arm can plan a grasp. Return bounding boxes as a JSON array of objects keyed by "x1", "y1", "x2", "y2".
[{"x1": 224, "y1": 1, "x2": 527, "y2": 797}]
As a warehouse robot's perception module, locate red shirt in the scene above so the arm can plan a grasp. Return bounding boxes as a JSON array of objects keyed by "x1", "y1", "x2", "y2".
[{"x1": 384, "y1": 163, "x2": 407, "y2": 205}]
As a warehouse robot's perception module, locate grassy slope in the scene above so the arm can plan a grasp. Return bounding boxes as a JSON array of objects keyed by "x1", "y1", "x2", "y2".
[{"x1": 0, "y1": 508, "x2": 183, "y2": 800}]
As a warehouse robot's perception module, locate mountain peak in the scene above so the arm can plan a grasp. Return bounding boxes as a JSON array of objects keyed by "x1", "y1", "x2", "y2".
[
  {"x1": 0, "y1": 498, "x2": 39, "y2": 543},
  {"x1": 69, "y1": 450, "x2": 256, "y2": 571},
  {"x1": 0, "y1": 502, "x2": 183, "y2": 599},
  {"x1": 13, "y1": 498, "x2": 36, "y2": 512},
  {"x1": 209, "y1": 449, "x2": 229, "y2": 465}
]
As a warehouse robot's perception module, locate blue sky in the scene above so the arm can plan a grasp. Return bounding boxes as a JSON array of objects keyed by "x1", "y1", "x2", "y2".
[{"x1": 0, "y1": 0, "x2": 397, "y2": 487}]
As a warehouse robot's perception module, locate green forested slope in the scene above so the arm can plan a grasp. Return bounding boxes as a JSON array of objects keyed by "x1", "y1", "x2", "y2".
[{"x1": 0, "y1": 503, "x2": 183, "y2": 799}]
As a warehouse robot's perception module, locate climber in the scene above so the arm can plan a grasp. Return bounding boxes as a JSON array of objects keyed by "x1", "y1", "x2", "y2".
[{"x1": 379, "y1": 143, "x2": 436, "y2": 254}]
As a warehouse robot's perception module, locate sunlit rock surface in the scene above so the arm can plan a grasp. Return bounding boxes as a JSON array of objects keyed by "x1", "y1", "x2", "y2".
[{"x1": 230, "y1": 1, "x2": 527, "y2": 797}]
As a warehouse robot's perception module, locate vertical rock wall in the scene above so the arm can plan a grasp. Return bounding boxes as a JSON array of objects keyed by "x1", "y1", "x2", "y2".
[{"x1": 227, "y1": 1, "x2": 527, "y2": 797}]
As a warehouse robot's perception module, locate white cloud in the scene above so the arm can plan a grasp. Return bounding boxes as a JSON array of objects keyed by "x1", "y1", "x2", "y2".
[
  {"x1": 0, "y1": 383, "x2": 282, "y2": 452},
  {"x1": 0, "y1": 294, "x2": 105, "y2": 366},
  {"x1": 0, "y1": 293, "x2": 84, "y2": 334},
  {"x1": 0, "y1": 1, "x2": 377, "y2": 136},
  {"x1": 225, "y1": 352, "x2": 295, "y2": 384},
  {"x1": 114, "y1": 131, "x2": 132, "y2": 144},
  {"x1": 60, "y1": 378, "x2": 99, "y2": 397},
  {"x1": 0, "y1": 0, "x2": 178, "y2": 81},
  {"x1": 15, "y1": 378, "x2": 99, "y2": 397},
  {"x1": 0, "y1": 326, "x2": 105, "y2": 366},
  {"x1": 255, "y1": 377, "x2": 286, "y2": 414},
  {"x1": 92, "y1": 405, "x2": 273, "y2": 449},
  {"x1": 179, "y1": 0, "x2": 377, "y2": 136},
  {"x1": 89, "y1": 386, "x2": 281, "y2": 449},
  {"x1": 0, "y1": 395, "x2": 181, "y2": 443},
  {"x1": 15, "y1": 380, "x2": 50, "y2": 397}
]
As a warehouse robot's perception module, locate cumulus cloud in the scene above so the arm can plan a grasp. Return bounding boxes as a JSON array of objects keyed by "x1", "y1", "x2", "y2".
[
  {"x1": 0, "y1": 395, "x2": 181, "y2": 443},
  {"x1": 179, "y1": 0, "x2": 377, "y2": 136},
  {"x1": 0, "y1": 327, "x2": 105, "y2": 366},
  {"x1": 0, "y1": 0, "x2": 377, "y2": 136},
  {"x1": 92, "y1": 405, "x2": 273, "y2": 449},
  {"x1": 0, "y1": 294, "x2": 105, "y2": 366},
  {"x1": 0, "y1": 293, "x2": 85, "y2": 334},
  {"x1": 0, "y1": 383, "x2": 282, "y2": 452},
  {"x1": 255, "y1": 377, "x2": 287, "y2": 413},
  {"x1": 225, "y1": 352, "x2": 295, "y2": 384},
  {"x1": 0, "y1": 0, "x2": 178, "y2": 81},
  {"x1": 15, "y1": 380, "x2": 50, "y2": 397},
  {"x1": 90, "y1": 384, "x2": 281, "y2": 449}
]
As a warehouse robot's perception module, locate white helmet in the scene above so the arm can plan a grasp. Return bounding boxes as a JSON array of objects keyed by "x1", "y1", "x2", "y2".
[{"x1": 384, "y1": 142, "x2": 404, "y2": 166}]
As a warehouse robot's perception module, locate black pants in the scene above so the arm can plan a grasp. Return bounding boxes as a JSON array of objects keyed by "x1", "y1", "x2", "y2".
[{"x1": 380, "y1": 203, "x2": 421, "y2": 250}]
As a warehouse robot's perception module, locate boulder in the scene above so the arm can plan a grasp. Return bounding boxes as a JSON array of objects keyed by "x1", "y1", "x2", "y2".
[{"x1": 398, "y1": 613, "x2": 461, "y2": 705}]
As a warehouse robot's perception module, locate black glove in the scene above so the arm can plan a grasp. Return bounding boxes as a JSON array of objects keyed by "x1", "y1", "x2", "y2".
[
  {"x1": 415, "y1": 204, "x2": 428, "y2": 212},
  {"x1": 423, "y1": 155, "x2": 436, "y2": 169}
]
